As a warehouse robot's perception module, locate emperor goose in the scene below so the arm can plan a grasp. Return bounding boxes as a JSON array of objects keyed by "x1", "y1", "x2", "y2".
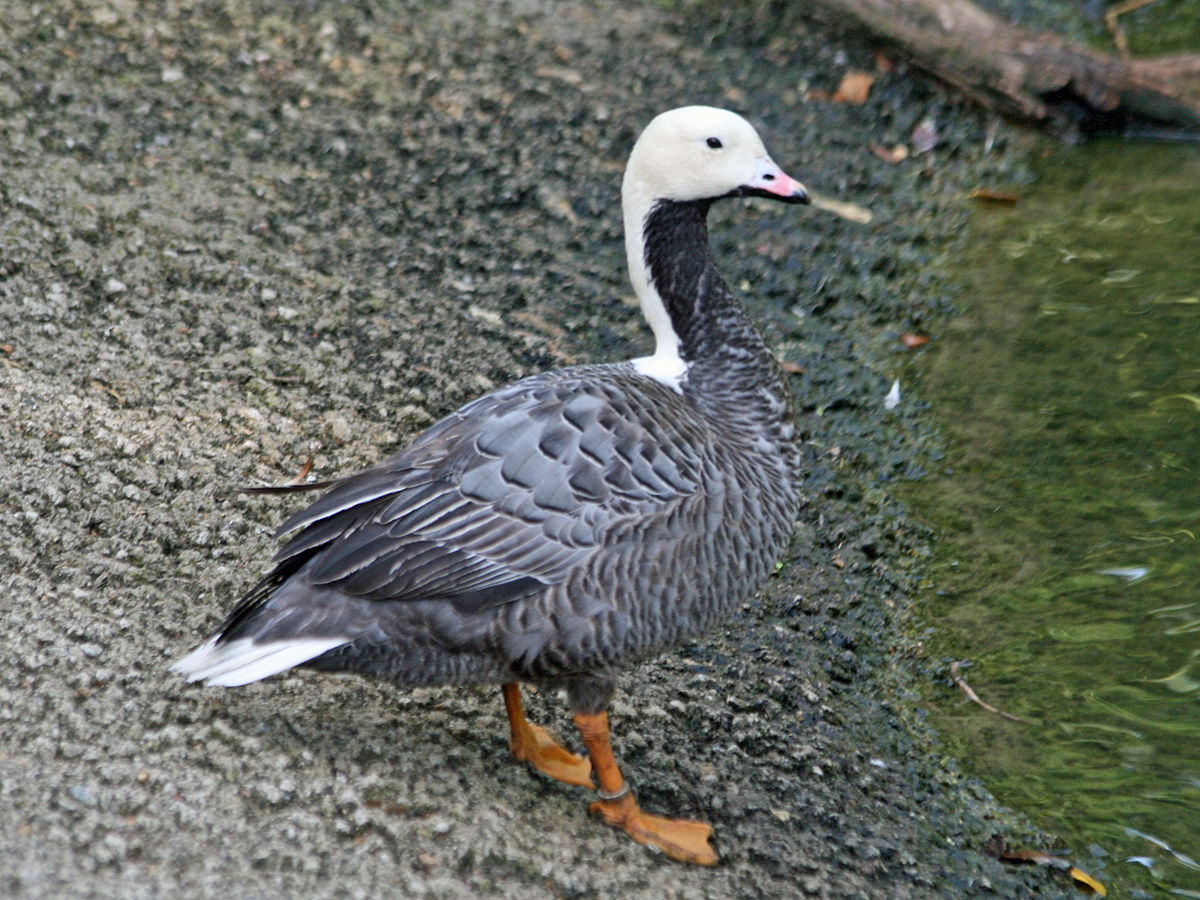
[{"x1": 174, "y1": 106, "x2": 809, "y2": 865}]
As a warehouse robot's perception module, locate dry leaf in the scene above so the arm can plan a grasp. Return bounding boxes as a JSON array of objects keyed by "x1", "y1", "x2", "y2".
[
  {"x1": 968, "y1": 188, "x2": 1019, "y2": 205},
  {"x1": 999, "y1": 849, "x2": 1107, "y2": 896},
  {"x1": 291, "y1": 456, "x2": 314, "y2": 484},
  {"x1": 1069, "y1": 866, "x2": 1107, "y2": 896},
  {"x1": 869, "y1": 142, "x2": 908, "y2": 164},
  {"x1": 832, "y1": 70, "x2": 874, "y2": 105},
  {"x1": 809, "y1": 192, "x2": 873, "y2": 224}
]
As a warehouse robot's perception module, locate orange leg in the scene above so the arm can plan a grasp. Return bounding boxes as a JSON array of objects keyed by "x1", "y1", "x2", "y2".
[
  {"x1": 502, "y1": 683, "x2": 594, "y2": 788},
  {"x1": 574, "y1": 709, "x2": 717, "y2": 866}
]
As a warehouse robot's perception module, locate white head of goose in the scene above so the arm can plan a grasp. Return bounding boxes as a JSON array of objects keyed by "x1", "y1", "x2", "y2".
[{"x1": 173, "y1": 106, "x2": 808, "y2": 866}]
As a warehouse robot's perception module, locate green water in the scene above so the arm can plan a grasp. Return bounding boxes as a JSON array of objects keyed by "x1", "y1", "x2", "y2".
[
  {"x1": 1106, "y1": 0, "x2": 1200, "y2": 57},
  {"x1": 905, "y1": 141, "x2": 1200, "y2": 897}
]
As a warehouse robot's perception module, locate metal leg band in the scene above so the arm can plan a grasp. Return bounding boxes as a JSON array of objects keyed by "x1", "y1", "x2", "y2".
[{"x1": 596, "y1": 780, "x2": 630, "y2": 802}]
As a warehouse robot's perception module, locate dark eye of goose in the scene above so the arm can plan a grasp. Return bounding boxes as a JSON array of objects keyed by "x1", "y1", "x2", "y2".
[{"x1": 706, "y1": 137, "x2": 722, "y2": 149}]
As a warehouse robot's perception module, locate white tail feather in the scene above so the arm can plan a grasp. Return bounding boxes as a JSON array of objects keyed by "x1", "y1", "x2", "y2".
[{"x1": 171, "y1": 636, "x2": 349, "y2": 687}]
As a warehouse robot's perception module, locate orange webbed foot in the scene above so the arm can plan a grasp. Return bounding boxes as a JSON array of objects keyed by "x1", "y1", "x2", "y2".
[
  {"x1": 573, "y1": 708, "x2": 718, "y2": 865},
  {"x1": 509, "y1": 719, "x2": 595, "y2": 788},
  {"x1": 590, "y1": 792, "x2": 718, "y2": 865},
  {"x1": 503, "y1": 683, "x2": 594, "y2": 788}
]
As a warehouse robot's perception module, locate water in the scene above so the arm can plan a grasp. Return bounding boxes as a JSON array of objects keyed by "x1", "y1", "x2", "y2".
[
  {"x1": 904, "y1": 140, "x2": 1200, "y2": 897},
  {"x1": 1111, "y1": 0, "x2": 1200, "y2": 56}
]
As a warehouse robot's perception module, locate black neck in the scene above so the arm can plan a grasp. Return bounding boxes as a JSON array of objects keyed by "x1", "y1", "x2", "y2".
[{"x1": 642, "y1": 199, "x2": 761, "y2": 364}]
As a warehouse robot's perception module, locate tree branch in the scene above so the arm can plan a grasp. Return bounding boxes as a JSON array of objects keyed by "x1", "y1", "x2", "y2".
[{"x1": 808, "y1": 0, "x2": 1200, "y2": 138}]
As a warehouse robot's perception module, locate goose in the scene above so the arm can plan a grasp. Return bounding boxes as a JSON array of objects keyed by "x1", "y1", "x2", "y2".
[{"x1": 173, "y1": 106, "x2": 809, "y2": 865}]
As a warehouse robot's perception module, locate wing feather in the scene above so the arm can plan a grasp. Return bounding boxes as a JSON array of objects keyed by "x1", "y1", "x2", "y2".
[{"x1": 226, "y1": 367, "x2": 707, "y2": 626}]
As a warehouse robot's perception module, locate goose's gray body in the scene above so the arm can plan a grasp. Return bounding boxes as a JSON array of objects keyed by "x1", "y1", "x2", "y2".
[{"x1": 175, "y1": 106, "x2": 806, "y2": 719}]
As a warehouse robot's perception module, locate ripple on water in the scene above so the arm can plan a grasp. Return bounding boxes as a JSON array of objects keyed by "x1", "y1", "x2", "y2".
[{"x1": 903, "y1": 139, "x2": 1200, "y2": 896}]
